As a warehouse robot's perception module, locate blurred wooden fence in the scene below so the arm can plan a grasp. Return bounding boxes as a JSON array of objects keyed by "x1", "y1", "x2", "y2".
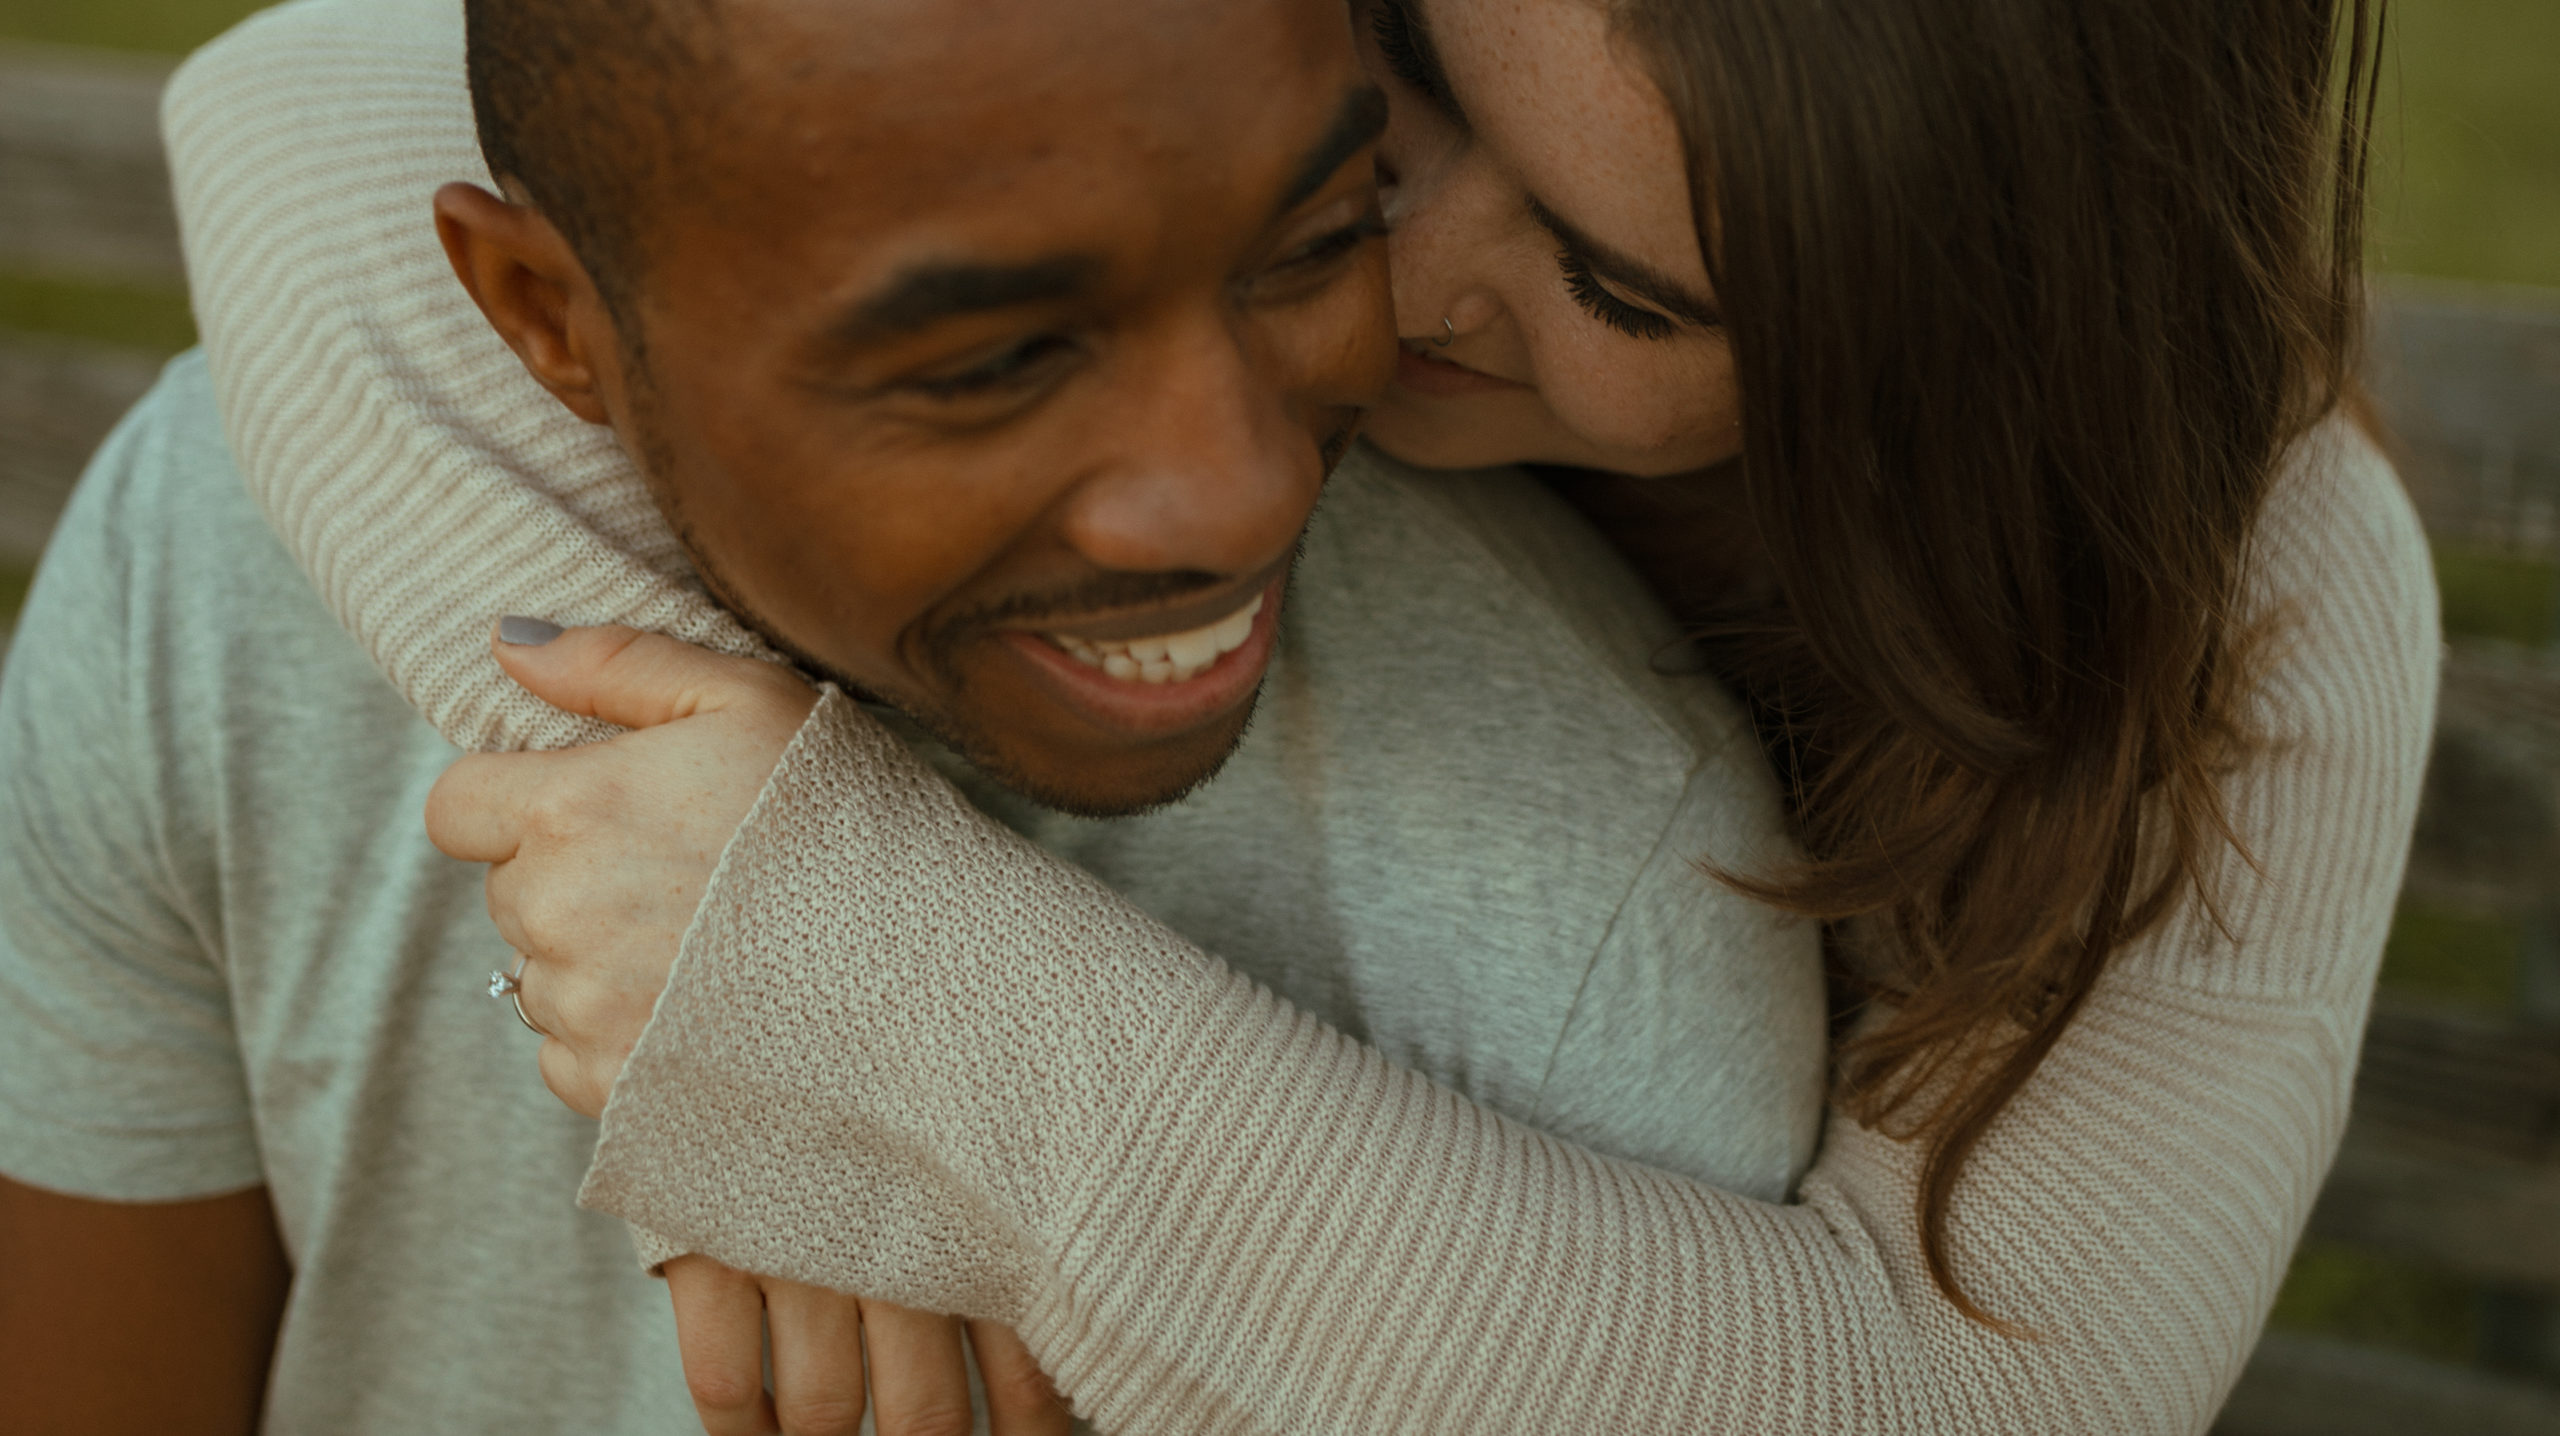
[
  {"x1": 2298, "y1": 285, "x2": 2560, "y2": 1429},
  {"x1": 2381, "y1": 288, "x2": 2560, "y2": 561},
  {"x1": 0, "y1": 41, "x2": 173, "y2": 562},
  {"x1": 7, "y1": 34, "x2": 2560, "y2": 1435}
]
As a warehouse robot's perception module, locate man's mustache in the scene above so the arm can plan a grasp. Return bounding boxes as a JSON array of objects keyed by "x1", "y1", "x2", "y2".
[{"x1": 951, "y1": 569, "x2": 1237, "y2": 635}]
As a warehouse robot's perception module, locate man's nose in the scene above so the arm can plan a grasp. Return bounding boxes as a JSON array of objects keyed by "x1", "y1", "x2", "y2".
[{"x1": 1057, "y1": 321, "x2": 1325, "y2": 579}]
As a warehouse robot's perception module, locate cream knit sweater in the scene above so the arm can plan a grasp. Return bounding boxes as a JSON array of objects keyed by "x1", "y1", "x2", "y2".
[{"x1": 163, "y1": 3, "x2": 2442, "y2": 1432}]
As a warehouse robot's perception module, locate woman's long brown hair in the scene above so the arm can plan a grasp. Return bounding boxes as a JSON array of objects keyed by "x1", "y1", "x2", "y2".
[{"x1": 1621, "y1": 0, "x2": 2386, "y2": 1324}]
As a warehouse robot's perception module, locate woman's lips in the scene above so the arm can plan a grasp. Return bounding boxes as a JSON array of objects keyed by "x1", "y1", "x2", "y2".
[{"x1": 1394, "y1": 345, "x2": 1529, "y2": 397}]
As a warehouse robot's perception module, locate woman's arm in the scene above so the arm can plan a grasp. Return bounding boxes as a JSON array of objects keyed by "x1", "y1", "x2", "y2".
[
  {"x1": 541, "y1": 432, "x2": 2435, "y2": 1436},
  {"x1": 570, "y1": 735, "x2": 2346, "y2": 1435}
]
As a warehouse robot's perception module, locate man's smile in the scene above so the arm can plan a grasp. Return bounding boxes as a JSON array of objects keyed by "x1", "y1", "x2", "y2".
[
  {"x1": 1047, "y1": 591, "x2": 1265, "y2": 684},
  {"x1": 997, "y1": 569, "x2": 1288, "y2": 740}
]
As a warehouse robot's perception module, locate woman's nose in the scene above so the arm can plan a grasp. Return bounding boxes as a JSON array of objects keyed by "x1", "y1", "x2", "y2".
[{"x1": 1385, "y1": 163, "x2": 1506, "y2": 346}]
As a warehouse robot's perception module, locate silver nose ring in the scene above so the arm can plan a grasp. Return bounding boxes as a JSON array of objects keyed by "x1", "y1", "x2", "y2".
[{"x1": 1434, "y1": 317, "x2": 1455, "y2": 349}]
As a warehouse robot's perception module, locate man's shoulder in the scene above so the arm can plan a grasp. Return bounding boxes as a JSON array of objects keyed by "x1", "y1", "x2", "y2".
[
  {"x1": 1307, "y1": 444, "x2": 1759, "y2": 777},
  {"x1": 31, "y1": 352, "x2": 360, "y2": 659},
  {"x1": 52, "y1": 351, "x2": 254, "y2": 553},
  {"x1": 1230, "y1": 440, "x2": 1789, "y2": 924},
  {"x1": 9, "y1": 351, "x2": 435, "y2": 791}
]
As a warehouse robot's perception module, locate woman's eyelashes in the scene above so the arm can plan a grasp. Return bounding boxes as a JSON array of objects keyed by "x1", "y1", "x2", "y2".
[
  {"x1": 1558, "y1": 249, "x2": 1679, "y2": 342},
  {"x1": 1371, "y1": 0, "x2": 1454, "y2": 115}
]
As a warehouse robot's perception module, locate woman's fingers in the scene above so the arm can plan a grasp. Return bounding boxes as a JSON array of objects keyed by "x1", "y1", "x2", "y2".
[
  {"x1": 765, "y1": 1281, "x2": 870, "y2": 1436},
  {"x1": 436, "y1": 628, "x2": 811, "y2": 1119},
  {"x1": 480, "y1": 862, "x2": 539, "y2": 958},
  {"x1": 423, "y1": 750, "x2": 558, "y2": 863},
  {"x1": 860, "y1": 1300, "x2": 975, "y2": 1436},
  {"x1": 665, "y1": 1257, "x2": 782, "y2": 1436},
  {"x1": 970, "y1": 1322, "x2": 1071, "y2": 1435},
  {"x1": 662, "y1": 1270, "x2": 1049, "y2": 1436},
  {"x1": 531, "y1": 1026, "x2": 614, "y2": 1119},
  {"x1": 489, "y1": 620, "x2": 814, "y2": 733}
]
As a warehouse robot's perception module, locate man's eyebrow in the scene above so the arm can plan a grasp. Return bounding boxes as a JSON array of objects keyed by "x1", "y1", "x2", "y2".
[
  {"x1": 1274, "y1": 83, "x2": 1390, "y2": 219},
  {"x1": 824, "y1": 87, "x2": 1381, "y2": 349},
  {"x1": 1527, "y1": 196, "x2": 1723, "y2": 329},
  {"x1": 828, "y1": 255, "x2": 1105, "y2": 346}
]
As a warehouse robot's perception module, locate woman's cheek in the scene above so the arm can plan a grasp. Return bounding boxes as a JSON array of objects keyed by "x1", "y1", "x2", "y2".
[{"x1": 1531, "y1": 340, "x2": 1742, "y2": 475}]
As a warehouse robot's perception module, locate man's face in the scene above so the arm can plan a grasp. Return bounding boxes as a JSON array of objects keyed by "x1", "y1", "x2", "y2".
[{"x1": 595, "y1": 0, "x2": 1394, "y2": 815}]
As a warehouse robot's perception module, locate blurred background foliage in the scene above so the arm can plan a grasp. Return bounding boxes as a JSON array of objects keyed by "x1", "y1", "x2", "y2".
[
  {"x1": 2, "y1": 0, "x2": 2558, "y2": 346},
  {"x1": 0, "y1": 0, "x2": 267, "y2": 57},
  {"x1": 2372, "y1": 0, "x2": 2560, "y2": 290},
  {"x1": 3, "y1": 0, "x2": 2559, "y2": 1397}
]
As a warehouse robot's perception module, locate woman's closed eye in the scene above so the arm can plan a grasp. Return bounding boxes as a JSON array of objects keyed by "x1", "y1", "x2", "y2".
[{"x1": 1559, "y1": 248, "x2": 1679, "y2": 342}]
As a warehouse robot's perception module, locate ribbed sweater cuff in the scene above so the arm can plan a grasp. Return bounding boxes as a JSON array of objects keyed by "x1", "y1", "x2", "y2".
[
  {"x1": 579, "y1": 689, "x2": 1203, "y2": 1319},
  {"x1": 628, "y1": 1224, "x2": 691, "y2": 1277}
]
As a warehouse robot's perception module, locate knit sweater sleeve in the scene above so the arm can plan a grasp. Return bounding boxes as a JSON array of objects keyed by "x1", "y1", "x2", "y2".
[
  {"x1": 580, "y1": 430, "x2": 2439, "y2": 1436},
  {"x1": 162, "y1": 0, "x2": 774, "y2": 756}
]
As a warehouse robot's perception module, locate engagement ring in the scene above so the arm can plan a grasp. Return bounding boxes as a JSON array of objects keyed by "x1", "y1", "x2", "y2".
[{"x1": 487, "y1": 956, "x2": 547, "y2": 1036}]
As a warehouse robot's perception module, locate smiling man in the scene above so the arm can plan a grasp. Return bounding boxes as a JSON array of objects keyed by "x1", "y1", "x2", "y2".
[
  {"x1": 447, "y1": 0, "x2": 1393, "y2": 813},
  {"x1": 0, "y1": 0, "x2": 1822, "y2": 1432}
]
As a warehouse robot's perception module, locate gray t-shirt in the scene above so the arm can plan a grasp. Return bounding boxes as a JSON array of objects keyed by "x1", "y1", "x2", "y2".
[{"x1": 0, "y1": 354, "x2": 1823, "y2": 1433}]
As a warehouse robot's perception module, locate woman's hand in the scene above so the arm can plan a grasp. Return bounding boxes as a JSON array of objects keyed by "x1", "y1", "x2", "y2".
[
  {"x1": 426, "y1": 621, "x2": 817, "y2": 1117},
  {"x1": 665, "y1": 1257, "x2": 1070, "y2": 1436},
  {"x1": 439, "y1": 626, "x2": 1068, "y2": 1433}
]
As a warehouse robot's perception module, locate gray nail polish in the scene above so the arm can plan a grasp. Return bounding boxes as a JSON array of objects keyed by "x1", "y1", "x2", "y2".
[{"x1": 498, "y1": 615, "x2": 565, "y2": 646}]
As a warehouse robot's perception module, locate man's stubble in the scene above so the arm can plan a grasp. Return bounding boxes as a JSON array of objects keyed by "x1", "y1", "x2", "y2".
[{"x1": 605, "y1": 340, "x2": 1362, "y2": 818}]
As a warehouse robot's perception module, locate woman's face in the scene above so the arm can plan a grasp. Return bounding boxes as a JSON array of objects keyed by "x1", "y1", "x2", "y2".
[{"x1": 1358, "y1": 0, "x2": 1741, "y2": 477}]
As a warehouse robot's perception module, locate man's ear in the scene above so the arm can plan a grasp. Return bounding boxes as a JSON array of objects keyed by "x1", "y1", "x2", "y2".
[{"x1": 433, "y1": 182, "x2": 620, "y2": 426}]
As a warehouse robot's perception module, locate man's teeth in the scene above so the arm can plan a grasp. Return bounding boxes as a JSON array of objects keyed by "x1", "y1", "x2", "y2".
[{"x1": 1050, "y1": 594, "x2": 1264, "y2": 685}]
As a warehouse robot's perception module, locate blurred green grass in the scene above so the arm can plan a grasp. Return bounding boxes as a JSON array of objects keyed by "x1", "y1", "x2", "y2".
[
  {"x1": 0, "y1": 563, "x2": 29, "y2": 631},
  {"x1": 2434, "y1": 541, "x2": 2560, "y2": 647},
  {"x1": 0, "y1": 270, "x2": 196, "y2": 352},
  {"x1": 2379, "y1": 898, "x2": 2522, "y2": 1007},
  {"x1": 0, "y1": 0, "x2": 266, "y2": 54},
  {"x1": 2271, "y1": 1240, "x2": 2485, "y2": 1363},
  {"x1": 2376, "y1": 0, "x2": 2560, "y2": 289}
]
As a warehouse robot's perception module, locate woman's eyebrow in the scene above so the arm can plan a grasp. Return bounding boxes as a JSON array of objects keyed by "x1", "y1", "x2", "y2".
[
  {"x1": 1527, "y1": 196, "x2": 1722, "y2": 328},
  {"x1": 1382, "y1": 0, "x2": 1466, "y2": 128}
]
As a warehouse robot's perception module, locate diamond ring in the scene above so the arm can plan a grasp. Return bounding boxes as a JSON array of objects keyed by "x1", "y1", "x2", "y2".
[{"x1": 487, "y1": 955, "x2": 548, "y2": 1037}]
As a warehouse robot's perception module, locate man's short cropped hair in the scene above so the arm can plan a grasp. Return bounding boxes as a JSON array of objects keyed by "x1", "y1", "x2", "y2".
[{"x1": 462, "y1": 0, "x2": 724, "y2": 316}]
